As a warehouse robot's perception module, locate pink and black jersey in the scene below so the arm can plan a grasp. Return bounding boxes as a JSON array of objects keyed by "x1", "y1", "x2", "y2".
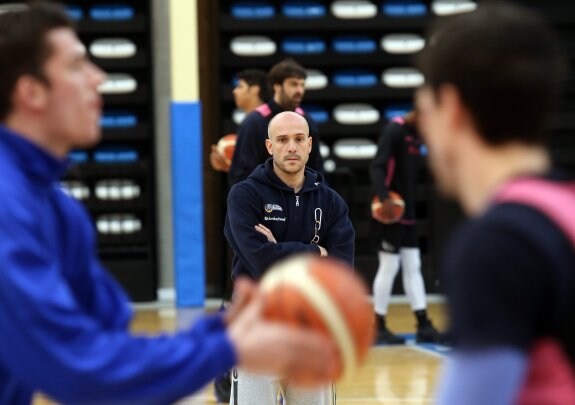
[
  {"x1": 370, "y1": 117, "x2": 423, "y2": 223},
  {"x1": 442, "y1": 172, "x2": 575, "y2": 404}
]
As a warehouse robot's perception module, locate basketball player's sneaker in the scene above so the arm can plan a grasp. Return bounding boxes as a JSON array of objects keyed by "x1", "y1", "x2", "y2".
[
  {"x1": 377, "y1": 326, "x2": 405, "y2": 345},
  {"x1": 416, "y1": 322, "x2": 443, "y2": 344}
]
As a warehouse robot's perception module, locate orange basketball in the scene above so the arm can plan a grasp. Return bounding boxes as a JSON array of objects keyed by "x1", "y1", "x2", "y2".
[
  {"x1": 371, "y1": 191, "x2": 405, "y2": 224},
  {"x1": 260, "y1": 254, "x2": 375, "y2": 386},
  {"x1": 216, "y1": 133, "x2": 237, "y2": 165}
]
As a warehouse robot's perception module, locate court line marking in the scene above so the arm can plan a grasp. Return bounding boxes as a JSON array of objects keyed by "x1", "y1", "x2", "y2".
[
  {"x1": 373, "y1": 333, "x2": 451, "y2": 358},
  {"x1": 407, "y1": 344, "x2": 449, "y2": 359}
]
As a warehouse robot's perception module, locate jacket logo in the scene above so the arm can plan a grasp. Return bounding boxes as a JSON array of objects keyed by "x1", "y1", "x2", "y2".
[
  {"x1": 264, "y1": 216, "x2": 286, "y2": 222},
  {"x1": 264, "y1": 204, "x2": 283, "y2": 213}
]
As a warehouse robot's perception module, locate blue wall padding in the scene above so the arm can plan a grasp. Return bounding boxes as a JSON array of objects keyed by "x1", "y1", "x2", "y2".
[{"x1": 171, "y1": 102, "x2": 205, "y2": 307}]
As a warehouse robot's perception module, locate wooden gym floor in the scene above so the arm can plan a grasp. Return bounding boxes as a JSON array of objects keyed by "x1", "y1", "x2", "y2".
[{"x1": 34, "y1": 303, "x2": 448, "y2": 405}]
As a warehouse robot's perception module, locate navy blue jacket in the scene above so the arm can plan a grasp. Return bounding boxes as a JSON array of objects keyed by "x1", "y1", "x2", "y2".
[
  {"x1": 225, "y1": 159, "x2": 355, "y2": 280},
  {"x1": 442, "y1": 173, "x2": 575, "y2": 363},
  {"x1": 0, "y1": 126, "x2": 236, "y2": 405},
  {"x1": 228, "y1": 99, "x2": 323, "y2": 186}
]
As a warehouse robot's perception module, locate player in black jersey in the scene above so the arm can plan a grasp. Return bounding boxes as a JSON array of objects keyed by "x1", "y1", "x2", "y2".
[{"x1": 370, "y1": 111, "x2": 442, "y2": 344}]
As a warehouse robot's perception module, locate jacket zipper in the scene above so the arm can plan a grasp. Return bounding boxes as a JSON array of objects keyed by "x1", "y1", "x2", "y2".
[{"x1": 295, "y1": 195, "x2": 300, "y2": 207}]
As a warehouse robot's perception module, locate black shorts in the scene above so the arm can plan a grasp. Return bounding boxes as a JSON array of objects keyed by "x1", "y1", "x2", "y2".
[{"x1": 370, "y1": 221, "x2": 418, "y2": 253}]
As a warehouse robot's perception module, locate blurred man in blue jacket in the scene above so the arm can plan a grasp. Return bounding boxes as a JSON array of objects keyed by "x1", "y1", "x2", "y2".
[{"x1": 0, "y1": 3, "x2": 337, "y2": 404}]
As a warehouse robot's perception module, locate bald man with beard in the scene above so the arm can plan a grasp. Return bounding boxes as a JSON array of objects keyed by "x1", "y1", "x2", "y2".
[{"x1": 224, "y1": 112, "x2": 355, "y2": 404}]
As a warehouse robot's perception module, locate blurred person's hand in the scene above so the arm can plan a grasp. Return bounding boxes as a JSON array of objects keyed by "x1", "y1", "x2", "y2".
[
  {"x1": 226, "y1": 278, "x2": 339, "y2": 386},
  {"x1": 255, "y1": 224, "x2": 277, "y2": 243},
  {"x1": 210, "y1": 145, "x2": 230, "y2": 172}
]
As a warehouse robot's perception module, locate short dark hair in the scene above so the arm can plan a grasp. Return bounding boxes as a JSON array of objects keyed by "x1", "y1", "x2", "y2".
[
  {"x1": 268, "y1": 58, "x2": 307, "y2": 87},
  {"x1": 236, "y1": 68, "x2": 270, "y2": 101},
  {"x1": 416, "y1": 2, "x2": 567, "y2": 146},
  {"x1": 0, "y1": 1, "x2": 74, "y2": 120}
]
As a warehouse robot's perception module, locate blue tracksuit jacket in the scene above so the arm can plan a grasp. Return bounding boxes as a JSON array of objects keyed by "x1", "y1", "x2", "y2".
[{"x1": 0, "y1": 126, "x2": 236, "y2": 405}]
